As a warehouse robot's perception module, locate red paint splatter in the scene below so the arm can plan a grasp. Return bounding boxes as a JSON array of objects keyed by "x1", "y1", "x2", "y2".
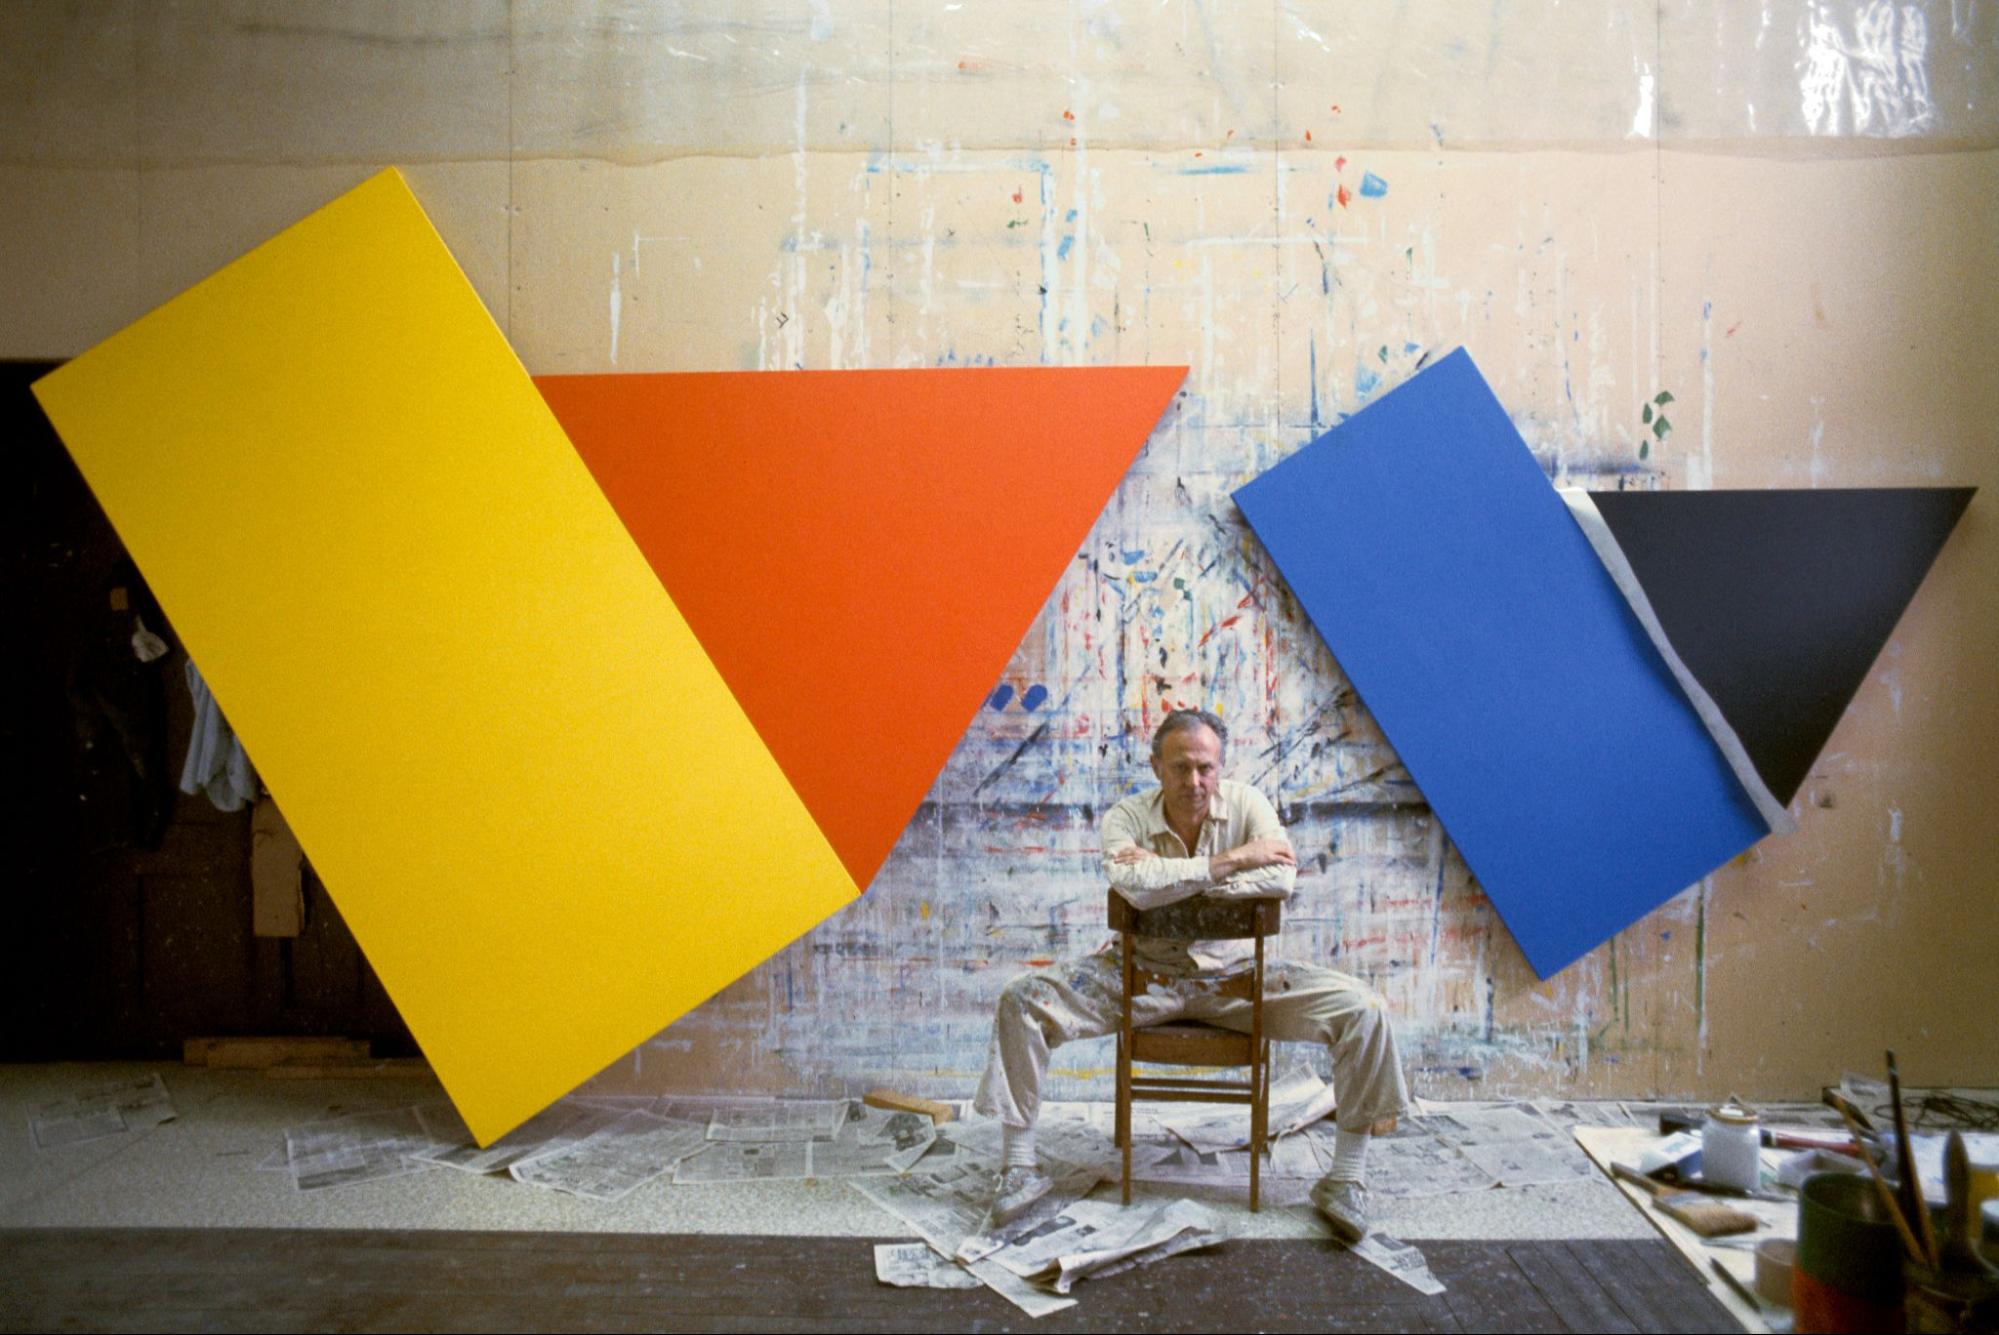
[
  {"x1": 1194, "y1": 150, "x2": 1203, "y2": 158},
  {"x1": 1304, "y1": 130, "x2": 1312, "y2": 142},
  {"x1": 1335, "y1": 155, "x2": 1346, "y2": 171},
  {"x1": 1331, "y1": 104, "x2": 1342, "y2": 114},
  {"x1": 1197, "y1": 614, "x2": 1242, "y2": 647},
  {"x1": 1011, "y1": 187, "x2": 1023, "y2": 204},
  {"x1": 1337, "y1": 183, "x2": 1351, "y2": 208},
  {"x1": 1062, "y1": 108, "x2": 1075, "y2": 121},
  {"x1": 1726, "y1": 320, "x2": 1743, "y2": 337},
  {"x1": 1226, "y1": 128, "x2": 1235, "y2": 139}
]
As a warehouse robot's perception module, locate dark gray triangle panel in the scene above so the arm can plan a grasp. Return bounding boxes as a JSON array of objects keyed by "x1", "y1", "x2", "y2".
[{"x1": 1584, "y1": 487, "x2": 1974, "y2": 807}]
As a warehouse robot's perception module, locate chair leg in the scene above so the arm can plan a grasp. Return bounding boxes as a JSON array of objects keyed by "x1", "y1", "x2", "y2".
[
  {"x1": 1249, "y1": 1059, "x2": 1262, "y2": 1213},
  {"x1": 1119, "y1": 929, "x2": 1134, "y2": 1206}
]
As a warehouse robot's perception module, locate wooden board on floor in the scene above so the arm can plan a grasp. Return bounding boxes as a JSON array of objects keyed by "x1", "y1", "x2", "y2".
[
  {"x1": 0, "y1": 1229, "x2": 1744, "y2": 1333},
  {"x1": 1574, "y1": 1125, "x2": 1778, "y2": 1333}
]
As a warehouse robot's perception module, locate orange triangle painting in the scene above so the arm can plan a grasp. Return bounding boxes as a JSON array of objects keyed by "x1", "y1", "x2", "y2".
[{"x1": 536, "y1": 367, "x2": 1187, "y2": 890}]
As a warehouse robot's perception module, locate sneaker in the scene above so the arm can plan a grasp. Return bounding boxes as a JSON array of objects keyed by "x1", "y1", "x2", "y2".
[
  {"x1": 1311, "y1": 1176, "x2": 1370, "y2": 1244},
  {"x1": 988, "y1": 1165, "x2": 1055, "y2": 1226}
]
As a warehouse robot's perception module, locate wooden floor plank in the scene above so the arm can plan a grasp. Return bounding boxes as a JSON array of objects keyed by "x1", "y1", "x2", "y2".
[
  {"x1": 1505, "y1": 1240, "x2": 1643, "y2": 1333},
  {"x1": 1438, "y1": 1244, "x2": 1568, "y2": 1334},
  {"x1": 1565, "y1": 1240, "x2": 1739, "y2": 1335},
  {"x1": 0, "y1": 1229, "x2": 1742, "y2": 1335}
]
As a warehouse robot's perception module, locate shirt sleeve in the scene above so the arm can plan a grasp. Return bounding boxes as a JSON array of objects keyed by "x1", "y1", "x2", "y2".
[
  {"x1": 1100, "y1": 798, "x2": 1212, "y2": 910},
  {"x1": 1206, "y1": 783, "x2": 1296, "y2": 902}
]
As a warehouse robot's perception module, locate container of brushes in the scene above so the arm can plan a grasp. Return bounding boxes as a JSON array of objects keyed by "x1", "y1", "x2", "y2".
[{"x1": 1797, "y1": 1171, "x2": 1908, "y2": 1333}]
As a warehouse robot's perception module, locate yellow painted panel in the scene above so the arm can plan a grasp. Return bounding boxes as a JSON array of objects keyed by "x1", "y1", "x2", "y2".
[{"x1": 31, "y1": 169, "x2": 859, "y2": 1144}]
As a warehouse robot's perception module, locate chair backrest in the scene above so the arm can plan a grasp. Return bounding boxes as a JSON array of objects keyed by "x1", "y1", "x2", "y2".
[{"x1": 1105, "y1": 888, "x2": 1281, "y2": 940}]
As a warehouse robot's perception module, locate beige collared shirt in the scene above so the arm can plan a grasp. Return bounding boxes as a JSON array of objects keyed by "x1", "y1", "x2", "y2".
[{"x1": 1099, "y1": 778, "x2": 1295, "y2": 974}]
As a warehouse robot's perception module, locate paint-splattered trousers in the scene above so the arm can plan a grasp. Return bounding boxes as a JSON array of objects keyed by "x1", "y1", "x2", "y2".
[{"x1": 972, "y1": 953, "x2": 1410, "y2": 1134}]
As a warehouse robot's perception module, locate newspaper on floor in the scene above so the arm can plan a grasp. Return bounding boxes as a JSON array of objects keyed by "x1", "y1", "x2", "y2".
[
  {"x1": 1531, "y1": 1098, "x2": 1643, "y2": 1130},
  {"x1": 29, "y1": 1073, "x2": 176, "y2": 1149},
  {"x1": 1418, "y1": 1104, "x2": 1595, "y2": 1186},
  {"x1": 415, "y1": 1100, "x2": 617, "y2": 1175},
  {"x1": 283, "y1": 1105, "x2": 440, "y2": 1191},
  {"x1": 940, "y1": 1115, "x2": 1120, "y2": 1175},
  {"x1": 1162, "y1": 1074, "x2": 1340, "y2": 1153},
  {"x1": 965, "y1": 1258, "x2": 1078, "y2": 1318},
  {"x1": 1348, "y1": 1232, "x2": 1446, "y2": 1296},
  {"x1": 1350, "y1": 1127, "x2": 1501, "y2": 1199},
  {"x1": 873, "y1": 1242, "x2": 983, "y2": 1290},
  {"x1": 675, "y1": 1140, "x2": 813, "y2": 1183},
  {"x1": 845, "y1": 1103, "x2": 940, "y2": 1171},
  {"x1": 987, "y1": 1197, "x2": 1228, "y2": 1295},
  {"x1": 705, "y1": 1098, "x2": 847, "y2": 1142},
  {"x1": 852, "y1": 1157, "x2": 1099, "y2": 1318},
  {"x1": 673, "y1": 1102, "x2": 936, "y2": 1181},
  {"x1": 1068, "y1": 1100, "x2": 1174, "y2": 1145},
  {"x1": 853, "y1": 1156, "x2": 1100, "y2": 1263},
  {"x1": 1130, "y1": 1140, "x2": 1253, "y2": 1186},
  {"x1": 508, "y1": 1109, "x2": 708, "y2": 1202}
]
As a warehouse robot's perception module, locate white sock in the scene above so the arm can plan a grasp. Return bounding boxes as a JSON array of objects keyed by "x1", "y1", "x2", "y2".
[
  {"x1": 1331, "y1": 1128, "x2": 1369, "y2": 1182},
  {"x1": 1003, "y1": 1124, "x2": 1037, "y2": 1170}
]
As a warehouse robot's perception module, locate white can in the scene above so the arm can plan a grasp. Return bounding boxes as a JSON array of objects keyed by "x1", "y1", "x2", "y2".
[{"x1": 1702, "y1": 1099, "x2": 1761, "y2": 1192}]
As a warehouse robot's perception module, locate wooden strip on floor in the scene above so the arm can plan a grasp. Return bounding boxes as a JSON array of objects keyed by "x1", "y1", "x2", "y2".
[{"x1": 0, "y1": 1229, "x2": 1743, "y2": 1334}]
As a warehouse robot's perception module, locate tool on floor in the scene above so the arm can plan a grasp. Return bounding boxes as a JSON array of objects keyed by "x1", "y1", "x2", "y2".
[{"x1": 1610, "y1": 1161, "x2": 1759, "y2": 1237}]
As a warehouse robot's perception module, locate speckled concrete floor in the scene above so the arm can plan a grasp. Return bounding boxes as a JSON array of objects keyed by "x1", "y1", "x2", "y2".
[{"x1": 1, "y1": 1062, "x2": 1651, "y2": 1241}]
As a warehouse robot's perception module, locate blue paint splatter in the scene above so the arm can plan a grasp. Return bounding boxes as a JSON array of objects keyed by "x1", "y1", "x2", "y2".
[
  {"x1": 1180, "y1": 163, "x2": 1250, "y2": 175},
  {"x1": 1056, "y1": 235, "x2": 1074, "y2": 260},
  {"x1": 1121, "y1": 548, "x2": 1146, "y2": 563},
  {"x1": 1309, "y1": 335, "x2": 1320, "y2": 427},
  {"x1": 1021, "y1": 684, "x2": 1049, "y2": 711},
  {"x1": 1356, "y1": 365, "x2": 1381, "y2": 396},
  {"x1": 1360, "y1": 171, "x2": 1388, "y2": 198},
  {"x1": 1132, "y1": 571, "x2": 1158, "y2": 583},
  {"x1": 989, "y1": 685, "x2": 1014, "y2": 710},
  {"x1": 1064, "y1": 208, "x2": 1077, "y2": 223}
]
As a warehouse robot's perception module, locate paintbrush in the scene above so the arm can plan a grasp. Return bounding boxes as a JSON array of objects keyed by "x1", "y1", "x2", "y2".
[
  {"x1": 1889, "y1": 1050, "x2": 1942, "y2": 1269},
  {"x1": 1610, "y1": 1161, "x2": 1759, "y2": 1237},
  {"x1": 1828, "y1": 1094, "x2": 1927, "y2": 1264},
  {"x1": 1822, "y1": 1086, "x2": 1877, "y2": 1135}
]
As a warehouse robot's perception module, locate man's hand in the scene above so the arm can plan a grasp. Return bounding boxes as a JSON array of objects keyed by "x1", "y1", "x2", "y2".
[
  {"x1": 1210, "y1": 836, "x2": 1295, "y2": 880},
  {"x1": 1107, "y1": 845, "x2": 1160, "y2": 866}
]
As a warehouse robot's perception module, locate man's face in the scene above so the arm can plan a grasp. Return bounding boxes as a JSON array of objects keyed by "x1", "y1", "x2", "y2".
[{"x1": 1151, "y1": 723, "x2": 1223, "y2": 831}]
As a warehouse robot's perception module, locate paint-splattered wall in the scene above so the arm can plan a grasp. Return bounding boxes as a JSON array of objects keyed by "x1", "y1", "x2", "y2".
[{"x1": 4, "y1": 2, "x2": 1994, "y2": 1101}]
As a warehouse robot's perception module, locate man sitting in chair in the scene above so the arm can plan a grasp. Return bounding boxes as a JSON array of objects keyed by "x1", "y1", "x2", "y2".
[{"x1": 972, "y1": 708, "x2": 1410, "y2": 1242}]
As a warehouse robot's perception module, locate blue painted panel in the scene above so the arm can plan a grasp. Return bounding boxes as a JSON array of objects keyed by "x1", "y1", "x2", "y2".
[{"x1": 1233, "y1": 348, "x2": 1768, "y2": 977}]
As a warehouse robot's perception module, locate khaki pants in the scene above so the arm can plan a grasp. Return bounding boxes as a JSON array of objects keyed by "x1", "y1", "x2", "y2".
[{"x1": 972, "y1": 953, "x2": 1410, "y2": 1134}]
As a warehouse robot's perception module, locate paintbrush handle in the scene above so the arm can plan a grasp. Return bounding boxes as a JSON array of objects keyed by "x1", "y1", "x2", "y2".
[
  {"x1": 1611, "y1": 1160, "x2": 1668, "y2": 1197},
  {"x1": 1831, "y1": 1098, "x2": 1927, "y2": 1265},
  {"x1": 1889, "y1": 1052, "x2": 1941, "y2": 1269}
]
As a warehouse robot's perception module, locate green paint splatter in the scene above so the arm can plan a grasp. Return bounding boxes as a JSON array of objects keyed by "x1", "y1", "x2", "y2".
[
  {"x1": 1006, "y1": 217, "x2": 1029, "y2": 229},
  {"x1": 1640, "y1": 390, "x2": 1674, "y2": 454},
  {"x1": 1377, "y1": 344, "x2": 1389, "y2": 364}
]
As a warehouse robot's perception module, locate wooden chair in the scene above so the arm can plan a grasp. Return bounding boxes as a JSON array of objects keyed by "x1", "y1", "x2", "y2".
[{"x1": 1109, "y1": 887, "x2": 1283, "y2": 1210}]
